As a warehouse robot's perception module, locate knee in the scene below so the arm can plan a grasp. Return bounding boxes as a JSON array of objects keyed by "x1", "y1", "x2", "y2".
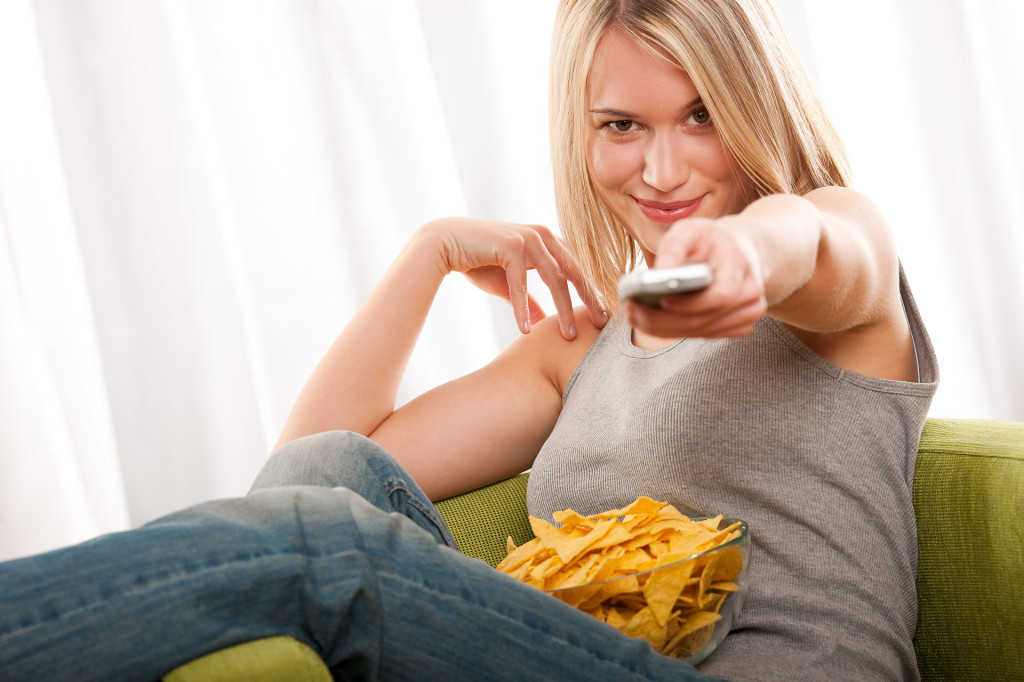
[
  {"x1": 249, "y1": 433, "x2": 454, "y2": 549},
  {"x1": 277, "y1": 430, "x2": 380, "y2": 459},
  {"x1": 250, "y1": 431, "x2": 387, "y2": 492}
]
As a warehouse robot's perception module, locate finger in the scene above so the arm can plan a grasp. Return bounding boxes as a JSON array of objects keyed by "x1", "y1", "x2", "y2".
[
  {"x1": 568, "y1": 269, "x2": 610, "y2": 330},
  {"x1": 658, "y1": 297, "x2": 763, "y2": 336},
  {"x1": 517, "y1": 227, "x2": 578, "y2": 340},
  {"x1": 532, "y1": 228, "x2": 609, "y2": 330},
  {"x1": 658, "y1": 284, "x2": 763, "y2": 318},
  {"x1": 553, "y1": 248, "x2": 609, "y2": 330},
  {"x1": 628, "y1": 296, "x2": 765, "y2": 339},
  {"x1": 688, "y1": 298, "x2": 765, "y2": 337},
  {"x1": 526, "y1": 237, "x2": 578, "y2": 340},
  {"x1": 654, "y1": 218, "x2": 715, "y2": 268},
  {"x1": 503, "y1": 251, "x2": 533, "y2": 334}
]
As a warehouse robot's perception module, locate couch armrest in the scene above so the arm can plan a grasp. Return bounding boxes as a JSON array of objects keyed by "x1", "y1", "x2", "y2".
[{"x1": 913, "y1": 418, "x2": 1024, "y2": 679}]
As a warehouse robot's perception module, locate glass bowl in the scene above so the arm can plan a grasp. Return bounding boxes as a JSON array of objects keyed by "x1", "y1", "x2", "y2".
[{"x1": 545, "y1": 517, "x2": 750, "y2": 664}]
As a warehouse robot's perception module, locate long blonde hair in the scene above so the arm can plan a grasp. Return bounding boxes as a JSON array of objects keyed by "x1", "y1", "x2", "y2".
[{"x1": 550, "y1": 0, "x2": 852, "y2": 306}]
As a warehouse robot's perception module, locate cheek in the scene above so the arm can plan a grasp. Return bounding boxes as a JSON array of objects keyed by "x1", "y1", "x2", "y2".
[
  {"x1": 698, "y1": 137, "x2": 748, "y2": 208},
  {"x1": 587, "y1": 140, "x2": 639, "y2": 195},
  {"x1": 695, "y1": 136, "x2": 738, "y2": 181}
]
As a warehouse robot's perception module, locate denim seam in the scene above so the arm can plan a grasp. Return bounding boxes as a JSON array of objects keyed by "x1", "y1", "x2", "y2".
[
  {"x1": 341, "y1": 495, "x2": 387, "y2": 680},
  {"x1": 378, "y1": 571, "x2": 672, "y2": 678},
  {"x1": 289, "y1": 495, "x2": 318, "y2": 654},
  {"x1": 384, "y1": 477, "x2": 458, "y2": 548}
]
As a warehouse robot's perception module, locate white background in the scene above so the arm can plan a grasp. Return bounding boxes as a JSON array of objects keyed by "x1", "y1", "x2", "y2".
[{"x1": 1, "y1": 0, "x2": 1021, "y2": 561}]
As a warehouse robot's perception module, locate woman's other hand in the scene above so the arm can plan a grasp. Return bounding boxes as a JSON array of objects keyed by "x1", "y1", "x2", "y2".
[{"x1": 424, "y1": 217, "x2": 608, "y2": 340}]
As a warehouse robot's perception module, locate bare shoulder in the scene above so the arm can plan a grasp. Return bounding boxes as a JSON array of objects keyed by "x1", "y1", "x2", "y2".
[
  {"x1": 788, "y1": 187, "x2": 917, "y2": 381},
  {"x1": 498, "y1": 306, "x2": 605, "y2": 396}
]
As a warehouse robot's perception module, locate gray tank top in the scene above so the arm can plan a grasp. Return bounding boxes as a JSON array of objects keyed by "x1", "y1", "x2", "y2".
[{"x1": 528, "y1": 269, "x2": 938, "y2": 681}]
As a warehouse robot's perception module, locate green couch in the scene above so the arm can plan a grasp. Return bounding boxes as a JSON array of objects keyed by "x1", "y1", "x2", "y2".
[{"x1": 164, "y1": 418, "x2": 1024, "y2": 681}]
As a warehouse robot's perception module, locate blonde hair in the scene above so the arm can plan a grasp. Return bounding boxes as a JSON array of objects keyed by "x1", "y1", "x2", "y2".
[{"x1": 550, "y1": 0, "x2": 853, "y2": 306}]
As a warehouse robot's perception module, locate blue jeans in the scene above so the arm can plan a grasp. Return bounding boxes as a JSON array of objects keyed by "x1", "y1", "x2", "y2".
[{"x1": 0, "y1": 431, "x2": 718, "y2": 681}]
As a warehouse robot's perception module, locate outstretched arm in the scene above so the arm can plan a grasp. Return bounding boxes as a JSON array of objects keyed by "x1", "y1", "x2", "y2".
[{"x1": 628, "y1": 187, "x2": 916, "y2": 380}]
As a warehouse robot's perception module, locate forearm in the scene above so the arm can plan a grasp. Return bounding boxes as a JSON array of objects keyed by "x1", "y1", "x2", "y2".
[
  {"x1": 728, "y1": 188, "x2": 895, "y2": 332},
  {"x1": 274, "y1": 224, "x2": 449, "y2": 451},
  {"x1": 631, "y1": 186, "x2": 897, "y2": 340},
  {"x1": 724, "y1": 193, "x2": 822, "y2": 308}
]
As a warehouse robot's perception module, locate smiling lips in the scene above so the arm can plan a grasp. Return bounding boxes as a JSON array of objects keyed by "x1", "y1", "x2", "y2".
[{"x1": 633, "y1": 195, "x2": 705, "y2": 223}]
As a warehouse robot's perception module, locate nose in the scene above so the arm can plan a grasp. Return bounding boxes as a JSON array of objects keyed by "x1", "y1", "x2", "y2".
[{"x1": 641, "y1": 132, "x2": 690, "y2": 193}]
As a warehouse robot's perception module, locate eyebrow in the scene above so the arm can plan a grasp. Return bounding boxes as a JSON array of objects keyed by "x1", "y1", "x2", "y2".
[{"x1": 589, "y1": 96, "x2": 704, "y2": 118}]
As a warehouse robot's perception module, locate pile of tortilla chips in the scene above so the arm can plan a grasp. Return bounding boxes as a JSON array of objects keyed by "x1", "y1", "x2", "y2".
[{"x1": 496, "y1": 497, "x2": 745, "y2": 658}]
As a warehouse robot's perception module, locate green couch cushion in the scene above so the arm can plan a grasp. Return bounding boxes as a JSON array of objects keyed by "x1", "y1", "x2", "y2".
[
  {"x1": 435, "y1": 472, "x2": 533, "y2": 567},
  {"x1": 912, "y1": 418, "x2": 1024, "y2": 680},
  {"x1": 162, "y1": 635, "x2": 331, "y2": 682}
]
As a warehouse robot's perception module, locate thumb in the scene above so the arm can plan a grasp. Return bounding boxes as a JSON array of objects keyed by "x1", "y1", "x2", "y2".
[{"x1": 655, "y1": 219, "x2": 715, "y2": 268}]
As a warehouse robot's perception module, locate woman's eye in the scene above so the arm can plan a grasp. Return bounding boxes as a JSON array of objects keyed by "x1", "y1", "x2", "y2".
[
  {"x1": 688, "y1": 107, "x2": 712, "y2": 126},
  {"x1": 608, "y1": 120, "x2": 636, "y2": 133}
]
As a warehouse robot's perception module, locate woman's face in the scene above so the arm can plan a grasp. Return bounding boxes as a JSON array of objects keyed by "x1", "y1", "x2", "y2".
[{"x1": 584, "y1": 27, "x2": 748, "y2": 263}]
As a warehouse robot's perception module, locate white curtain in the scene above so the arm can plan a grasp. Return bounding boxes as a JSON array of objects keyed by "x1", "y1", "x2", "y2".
[
  {"x1": 1, "y1": 0, "x2": 1020, "y2": 562},
  {"x1": 776, "y1": 0, "x2": 1024, "y2": 425}
]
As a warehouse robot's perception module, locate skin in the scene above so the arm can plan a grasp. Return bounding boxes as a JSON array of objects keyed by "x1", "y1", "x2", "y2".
[{"x1": 275, "y1": 26, "x2": 918, "y2": 501}]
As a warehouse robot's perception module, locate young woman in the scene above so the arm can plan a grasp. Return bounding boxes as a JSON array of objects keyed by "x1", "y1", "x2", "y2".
[{"x1": 0, "y1": 1, "x2": 937, "y2": 680}]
